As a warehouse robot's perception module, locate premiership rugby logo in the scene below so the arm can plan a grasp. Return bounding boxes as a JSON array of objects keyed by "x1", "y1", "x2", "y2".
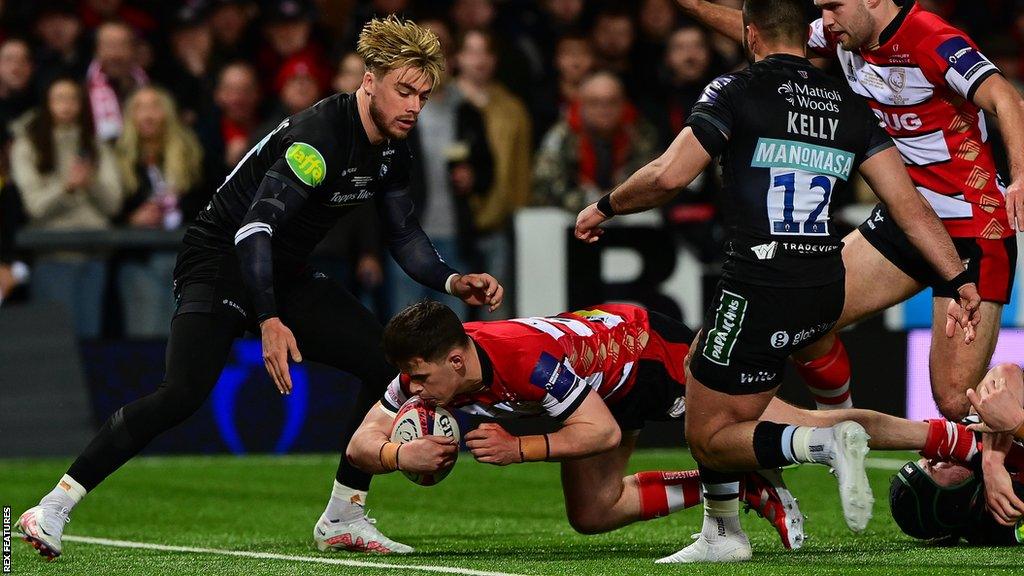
[{"x1": 285, "y1": 142, "x2": 326, "y2": 186}]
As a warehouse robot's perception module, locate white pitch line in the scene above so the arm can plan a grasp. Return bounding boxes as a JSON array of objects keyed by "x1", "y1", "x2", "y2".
[
  {"x1": 865, "y1": 457, "x2": 912, "y2": 470},
  {"x1": 63, "y1": 535, "x2": 530, "y2": 576}
]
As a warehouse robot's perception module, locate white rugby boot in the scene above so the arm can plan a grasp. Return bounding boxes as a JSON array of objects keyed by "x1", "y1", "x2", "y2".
[
  {"x1": 827, "y1": 421, "x2": 874, "y2": 533},
  {"x1": 15, "y1": 505, "x2": 70, "y2": 560},
  {"x1": 314, "y1": 509, "x2": 413, "y2": 554},
  {"x1": 656, "y1": 528, "x2": 752, "y2": 563}
]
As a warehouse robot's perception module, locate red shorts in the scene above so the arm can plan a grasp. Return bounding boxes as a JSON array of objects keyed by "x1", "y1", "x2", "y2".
[{"x1": 859, "y1": 203, "x2": 1018, "y2": 303}]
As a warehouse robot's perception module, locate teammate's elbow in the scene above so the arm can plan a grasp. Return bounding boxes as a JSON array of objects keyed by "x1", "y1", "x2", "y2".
[
  {"x1": 651, "y1": 162, "x2": 684, "y2": 192},
  {"x1": 345, "y1": 439, "x2": 375, "y2": 473}
]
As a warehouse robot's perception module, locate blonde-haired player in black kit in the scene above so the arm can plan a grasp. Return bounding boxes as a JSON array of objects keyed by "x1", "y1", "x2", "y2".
[{"x1": 16, "y1": 16, "x2": 502, "y2": 560}]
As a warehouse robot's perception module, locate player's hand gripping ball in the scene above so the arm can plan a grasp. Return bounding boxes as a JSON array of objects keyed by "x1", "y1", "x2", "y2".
[{"x1": 390, "y1": 396, "x2": 461, "y2": 485}]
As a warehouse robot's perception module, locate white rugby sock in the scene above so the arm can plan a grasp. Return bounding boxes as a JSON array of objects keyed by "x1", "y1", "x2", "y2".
[
  {"x1": 323, "y1": 481, "x2": 367, "y2": 522},
  {"x1": 701, "y1": 497, "x2": 742, "y2": 542},
  {"x1": 792, "y1": 426, "x2": 834, "y2": 465},
  {"x1": 41, "y1": 475, "x2": 86, "y2": 511}
]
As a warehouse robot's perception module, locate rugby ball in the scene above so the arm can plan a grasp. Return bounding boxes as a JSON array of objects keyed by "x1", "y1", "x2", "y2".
[{"x1": 390, "y1": 396, "x2": 460, "y2": 486}]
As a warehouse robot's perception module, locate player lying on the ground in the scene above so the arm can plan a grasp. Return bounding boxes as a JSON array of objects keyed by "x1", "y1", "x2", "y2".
[
  {"x1": 346, "y1": 301, "x2": 990, "y2": 553},
  {"x1": 14, "y1": 16, "x2": 503, "y2": 561},
  {"x1": 890, "y1": 422, "x2": 1024, "y2": 543},
  {"x1": 677, "y1": 0, "x2": 1024, "y2": 420},
  {"x1": 574, "y1": 0, "x2": 979, "y2": 564}
]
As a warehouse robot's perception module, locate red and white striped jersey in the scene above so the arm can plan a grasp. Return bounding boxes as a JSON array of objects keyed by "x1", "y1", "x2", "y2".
[
  {"x1": 381, "y1": 304, "x2": 668, "y2": 421},
  {"x1": 809, "y1": 2, "x2": 1010, "y2": 239}
]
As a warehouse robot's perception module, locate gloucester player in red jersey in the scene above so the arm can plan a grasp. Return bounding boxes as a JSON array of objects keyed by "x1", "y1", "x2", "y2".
[
  {"x1": 675, "y1": 0, "x2": 1024, "y2": 422},
  {"x1": 347, "y1": 301, "x2": 814, "y2": 548},
  {"x1": 346, "y1": 301, "x2": 994, "y2": 552}
]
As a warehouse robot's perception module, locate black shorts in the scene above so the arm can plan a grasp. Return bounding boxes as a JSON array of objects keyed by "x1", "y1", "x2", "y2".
[
  {"x1": 172, "y1": 245, "x2": 325, "y2": 329},
  {"x1": 689, "y1": 277, "x2": 845, "y2": 394},
  {"x1": 608, "y1": 312, "x2": 694, "y2": 431},
  {"x1": 173, "y1": 248, "x2": 257, "y2": 331},
  {"x1": 859, "y1": 203, "x2": 1017, "y2": 304}
]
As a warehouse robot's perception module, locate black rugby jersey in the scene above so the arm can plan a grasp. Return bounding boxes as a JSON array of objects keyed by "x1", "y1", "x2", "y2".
[
  {"x1": 181, "y1": 92, "x2": 457, "y2": 320},
  {"x1": 686, "y1": 54, "x2": 894, "y2": 287}
]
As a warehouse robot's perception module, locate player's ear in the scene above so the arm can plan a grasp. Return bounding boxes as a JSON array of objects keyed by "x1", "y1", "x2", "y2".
[
  {"x1": 745, "y1": 24, "x2": 758, "y2": 52},
  {"x1": 362, "y1": 70, "x2": 375, "y2": 95},
  {"x1": 448, "y1": 349, "x2": 465, "y2": 371}
]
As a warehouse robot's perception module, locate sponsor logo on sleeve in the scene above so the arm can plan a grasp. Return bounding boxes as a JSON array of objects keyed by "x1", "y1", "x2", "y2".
[
  {"x1": 530, "y1": 352, "x2": 579, "y2": 401},
  {"x1": 285, "y1": 142, "x2": 327, "y2": 186},
  {"x1": 936, "y1": 36, "x2": 989, "y2": 81}
]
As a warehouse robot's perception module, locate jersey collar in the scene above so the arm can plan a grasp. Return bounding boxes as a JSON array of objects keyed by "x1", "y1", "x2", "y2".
[
  {"x1": 875, "y1": 0, "x2": 916, "y2": 50},
  {"x1": 472, "y1": 335, "x2": 495, "y2": 388},
  {"x1": 765, "y1": 53, "x2": 814, "y2": 66},
  {"x1": 346, "y1": 92, "x2": 372, "y2": 147}
]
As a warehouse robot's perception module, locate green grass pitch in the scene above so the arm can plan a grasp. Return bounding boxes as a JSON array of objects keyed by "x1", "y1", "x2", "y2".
[{"x1": 2, "y1": 449, "x2": 1020, "y2": 575}]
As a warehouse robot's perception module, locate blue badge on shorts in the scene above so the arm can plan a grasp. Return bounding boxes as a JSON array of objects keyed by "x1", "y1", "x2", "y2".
[{"x1": 529, "y1": 352, "x2": 577, "y2": 401}]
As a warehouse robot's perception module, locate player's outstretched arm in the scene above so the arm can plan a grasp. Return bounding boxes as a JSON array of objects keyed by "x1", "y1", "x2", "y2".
[
  {"x1": 575, "y1": 128, "x2": 711, "y2": 243},
  {"x1": 377, "y1": 187, "x2": 502, "y2": 311},
  {"x1": 972, "y1": 74, "x2": 1024, "y2": 232},
  {"x1": 347, "y1": 402, "x2": 457, "y2": 475},
  {"x1": 465, "y1": 391, "x2": 621, "y2": 465},
  {"x1": 860, "y1": 147, "x2": 981, "y2": 342},
  {"x1": 970, "y1": 73, "x2": 1024, "y2": 230},
  {"x1": 235, "y1": 174, "x2": 310, "y2": 394},
  {"x1": 674, "y1": 0, "x2": 744, "y2": 44}
]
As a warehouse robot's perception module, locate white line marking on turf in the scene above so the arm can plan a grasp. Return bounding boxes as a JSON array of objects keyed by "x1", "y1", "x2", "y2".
[
  {"x1": 865, "y1": 457, "x2": 911, "y2": 469},
  {"x1": 63, "y1": 535, "x2": 529, "y2": 576}
]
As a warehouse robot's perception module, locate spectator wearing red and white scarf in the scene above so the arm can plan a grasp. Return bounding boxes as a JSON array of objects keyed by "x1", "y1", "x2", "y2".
[
  {"x1": 86, "y1": 21, "x2": 148, "y2": 142},
  {"x1": 532, "y1": 71, "x2": 658, "y2": 214}
]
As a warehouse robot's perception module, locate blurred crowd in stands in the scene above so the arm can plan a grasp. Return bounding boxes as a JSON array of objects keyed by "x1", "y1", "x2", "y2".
[{"x1": 0, "y1": 0, "x2": 1019, "y2": 338}]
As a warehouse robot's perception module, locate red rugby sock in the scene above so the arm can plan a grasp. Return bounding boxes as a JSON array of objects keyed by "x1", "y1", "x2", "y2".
[
  {"x1": 634, "y1": 470, "x2": 702, "y2": 520},
  {"x1": 794, "y1": 336, "x2": 852, "y2": 409}
]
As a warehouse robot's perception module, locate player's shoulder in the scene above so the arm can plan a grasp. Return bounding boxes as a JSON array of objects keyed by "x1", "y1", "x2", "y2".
[
  {"x1": 275, "y1": 94, "x2": 350, "y2": 186},
  {"x1": 807, "y1": 18, "x2": 836, "y2": 56},
  {"x1": 902, "y1": 4, "x2": 963, "y2": 41},
  {"x1": 695, "y1": 70, "x2": 749, "y2": 106},
  {"x1": 470, "y1": 321, "x2": 559, "y2": 365},
  {"x1": 565, "y1": 303, "x2": 649, "y2": 325},
  {"x1": 287, "y1": 93, "x2": 346, "y2": 134},
  {"x1": 900, "y1": 6, "x2": 975, "y2": 57}
]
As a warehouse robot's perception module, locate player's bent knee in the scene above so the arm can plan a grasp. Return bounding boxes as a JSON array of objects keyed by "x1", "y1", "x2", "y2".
[
  {"x1": 934, "y1": 392, "x2": 971, "y2": 421},
  {"x1": 154, "y1": 386, "x2": 209, "y2": 426},
  {"x1": 604, "y1": 425, "x2": 623, "y2": 452},
  {"x1": 566, "y1": 507, "x2": 613, "y2": 535}
]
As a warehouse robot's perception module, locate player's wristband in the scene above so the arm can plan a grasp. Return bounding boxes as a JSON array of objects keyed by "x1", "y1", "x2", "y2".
[
  {"x1": 596, "y1": 193, "x2": 617, "y2": 218},
  {"x1": 518, "y1": 434, "x2": 550, "y2": 463},
  {"x1": 950, "y1": 270, "x2": 973, "y2": 292},
  {"x1": 379, "y1": 442, "x2": 401, "y2": 471}
]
